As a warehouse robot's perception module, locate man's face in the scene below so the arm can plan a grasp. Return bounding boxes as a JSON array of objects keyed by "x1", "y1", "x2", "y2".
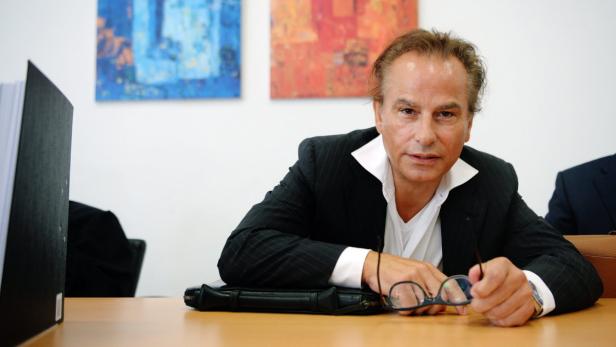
[{"x1": 374, "y1": 52, "x2": 473, "y2": 189}]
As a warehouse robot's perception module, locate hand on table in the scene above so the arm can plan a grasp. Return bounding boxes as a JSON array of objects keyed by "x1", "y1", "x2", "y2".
[
  {"x1": 468, "y1": 257, "x2": 536, "y2": 327},
  {"x1": 361, "y1": 251, "x2": 466, "y2": 316}
]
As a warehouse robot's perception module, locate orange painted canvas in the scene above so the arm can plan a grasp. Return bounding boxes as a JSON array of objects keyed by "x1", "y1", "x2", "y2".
[{"x1": 271, "y1": 0, "x2": 418, "y2": 98}]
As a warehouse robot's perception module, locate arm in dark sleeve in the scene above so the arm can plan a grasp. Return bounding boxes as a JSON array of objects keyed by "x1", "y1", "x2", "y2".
[
  {"x1": 217, "y1": 138, "x2": 346, "y2": 288},
  {"x1": 545, "y1": 172, "x2": 578, "y2": 234},
  {"x1": 503, "y1": 166, "x2": 602, "y2": 314}
]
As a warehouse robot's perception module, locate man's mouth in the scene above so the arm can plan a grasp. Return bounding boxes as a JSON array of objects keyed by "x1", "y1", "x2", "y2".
[
  {"x1": 411, "y1": 153, "x2": 439, "y2": 159},
  {"x1": 408, "y1": 153, "x2": 440, "y2": 163}
]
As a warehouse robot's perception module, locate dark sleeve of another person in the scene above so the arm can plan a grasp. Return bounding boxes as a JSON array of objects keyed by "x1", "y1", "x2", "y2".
[
  {"x1": 545, "y1": 172, "x2": 578, "y2": 234},
  {"x1": 217, "y1": 138, "x2": 347, "y2": 288}
]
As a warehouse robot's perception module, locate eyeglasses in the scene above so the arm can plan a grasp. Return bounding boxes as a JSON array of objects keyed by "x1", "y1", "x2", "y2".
[{"x1": 376, "y1": 239, "x2": 484, "y2": 311}]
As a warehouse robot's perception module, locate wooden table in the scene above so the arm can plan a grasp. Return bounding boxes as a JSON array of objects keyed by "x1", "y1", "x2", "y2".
[{"x1": 24, "y1": 298, "x2": 616, "y2": 347}]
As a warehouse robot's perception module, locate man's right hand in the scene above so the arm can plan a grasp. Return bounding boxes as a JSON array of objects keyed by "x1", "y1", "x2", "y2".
[{"x1": 362, "y1": 251, "x2": 461, "y2": 315}]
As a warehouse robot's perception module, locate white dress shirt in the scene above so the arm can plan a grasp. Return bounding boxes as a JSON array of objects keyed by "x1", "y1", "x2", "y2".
[{"x1": 327, "y1": 135, "x2": 555, "y2": 317}]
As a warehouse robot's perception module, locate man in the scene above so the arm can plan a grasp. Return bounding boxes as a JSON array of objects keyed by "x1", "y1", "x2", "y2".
[
  {"x1": 546, "y1": 154, "x2": 616, "y2": 234},
  {"x1": 218, "y1": 29, "x2": 602, "y2": 326}
]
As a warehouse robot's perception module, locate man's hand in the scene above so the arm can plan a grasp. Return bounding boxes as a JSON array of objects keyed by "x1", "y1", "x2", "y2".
[
  {"x1": 468, "y1": 257, "x2": 536, "y2": 327},
  {"x1": 362, "y1": 251, "x2": 463, "y2": 315}
]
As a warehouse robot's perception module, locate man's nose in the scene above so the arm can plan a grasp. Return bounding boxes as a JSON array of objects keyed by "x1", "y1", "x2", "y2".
[{"x1": 414, "y1": 115, "x2": 436, "y2": 146}]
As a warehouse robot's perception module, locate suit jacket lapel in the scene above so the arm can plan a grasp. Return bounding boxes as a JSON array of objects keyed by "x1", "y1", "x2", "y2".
[
  {"x1": 593, "y1": 155, "x2": 616, "y2": 230},
  {"x1": 440, "y1": 180, "x2": 487, "y2": 276},
  {"x1": 344, "y1": 157, "x2": 387, "y2": 251}
]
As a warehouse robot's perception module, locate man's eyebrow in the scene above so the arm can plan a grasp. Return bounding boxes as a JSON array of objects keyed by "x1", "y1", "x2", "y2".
[
  {"x1": 392, "y1": 98, "x2": 417, "y2": 107},
  {"x1": 436, "y1": 102, "x2": 462, "y2": 110}
]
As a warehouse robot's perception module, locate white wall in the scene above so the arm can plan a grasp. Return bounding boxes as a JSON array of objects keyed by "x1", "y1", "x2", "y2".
[{"x1": 1, "y1": 0, "x2": 615, "y2": 296}]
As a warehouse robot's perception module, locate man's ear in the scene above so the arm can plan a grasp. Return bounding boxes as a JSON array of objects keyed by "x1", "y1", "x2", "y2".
[{"x1": 373, "y1": 100, "x2": 383, "y2": 133}]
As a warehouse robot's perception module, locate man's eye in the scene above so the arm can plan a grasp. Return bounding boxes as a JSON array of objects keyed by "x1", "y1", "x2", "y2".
[
  {"x1": 438, "y1": 111, "x2": 454, "y2": 118},
  {"x1": 400, "y1": 108, "x2": 415, "y2": 115}
]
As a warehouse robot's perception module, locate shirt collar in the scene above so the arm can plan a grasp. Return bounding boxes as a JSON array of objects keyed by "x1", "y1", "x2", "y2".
[{"x1": 351, "y1": 134, "x2": 478, "y2": 201}]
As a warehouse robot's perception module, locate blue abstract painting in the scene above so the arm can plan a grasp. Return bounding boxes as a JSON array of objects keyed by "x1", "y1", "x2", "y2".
[{"x1": 96, "y1": 0, "x2": 240, "y2": 101}]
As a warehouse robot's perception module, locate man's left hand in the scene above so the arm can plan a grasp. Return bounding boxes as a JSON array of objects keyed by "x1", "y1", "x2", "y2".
[{"x1": 468, "y1": 257, "x2": 535, "y2": 327}]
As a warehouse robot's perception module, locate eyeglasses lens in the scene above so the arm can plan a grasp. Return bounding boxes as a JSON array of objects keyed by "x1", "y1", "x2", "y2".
[
  {"x1": 388, "y1": 277, "x2": 473, "y2": 310},
  {"x1": 389, "y1": 282, "x2": 425, "y2": 309},
  {"x1": 439, "y1": 277, "x2": 473, "y2": 305}
]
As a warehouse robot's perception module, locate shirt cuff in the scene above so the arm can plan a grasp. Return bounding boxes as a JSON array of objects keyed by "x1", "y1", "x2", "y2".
[
  {"x1": 328, "y1": 247, "x2": 371, "y2": 288},
  {"x1": 523, "y1": 270, "x2": 556, "y2": 317}
]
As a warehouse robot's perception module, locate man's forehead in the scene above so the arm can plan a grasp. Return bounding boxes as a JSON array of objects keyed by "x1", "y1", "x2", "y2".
[
  {"x1": 378, "y1": 52, "x2": 469, "y2": 110},
  {"x1": 395, "y1": 52, "x2": 462, "y2": 75},
  {"x1": 382, "y1": 53, "x2": 467, "y2": 90}
]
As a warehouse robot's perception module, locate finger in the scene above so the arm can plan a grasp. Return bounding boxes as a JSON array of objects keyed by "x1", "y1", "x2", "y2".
[
  {"x1": 411, "y1": 284, "x2": 434, "y2": 315},
  {"x1": 490, "y1": 299, "x2": 535, "y2": 327},
  {"x1": 471, "y1": 258, "x2": 509, "y2": 298},
  {"x1": 471, "y1": 280, "x2": 517, "y2": 314},
  {"x1": 426, "y1": 264, "x2": 448, "y2": 283},
  {"x1": 417, "y1": 266, "x2": 447, "y2": 316},
  {"x1": 455, "y1": 305, "x2": 468, "y2": 315},
  {"x1": 398, "y1": 309, "x2": 413, "y2": 316},
  {"x1": 426, "y1": 304, "x2": 445, "y2": 315},
  {"x1": 391, "y1": 263, "x2": 440, "y2": 312},
  {"x1": 468, "y1": 263, "x2": 483, "y2": 284},
  {"x1": 441, "y1": 278, "x2": 470, "y2": 305},
  {"x1": 389, "y1": 282, "x2": 424, "y2": 309},
  {"x1": 412, "y1": 303, "x2": 444, "y2": 316},
  {"x1": 374, "y1": 254, "x2": 430, "y2": 296},
  {"x1": 419, "y1": 264, "x2": 446, "y2": 301},
  {"x1": 471, "y1": 268, "x2": 527, "y2": 314},
  {"x1": 422, "y1": 267, "x2": 459, "y2": 316},
  {"x1": 483, "y1": 281, "x2": 533, "y2": 321},
  {"x1": 413, "y1": 305, "x2": 431, "y2": 315},
  {"x1": 412, "y1": 304, "x2": 441, "y2": 316}
]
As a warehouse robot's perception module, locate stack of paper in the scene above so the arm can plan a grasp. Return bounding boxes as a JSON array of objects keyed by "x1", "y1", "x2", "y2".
[{"x1": 0, "y1": 80, "x2": 25, "y2": 289}]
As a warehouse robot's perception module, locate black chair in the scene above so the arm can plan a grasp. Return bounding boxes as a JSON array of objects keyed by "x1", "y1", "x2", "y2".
[
  {"x1": 127, "y1": 238, "x2": 146, "y2": 296},
  {"x1": 66, "y1": 201, "x2": 146, "y2": 297}
]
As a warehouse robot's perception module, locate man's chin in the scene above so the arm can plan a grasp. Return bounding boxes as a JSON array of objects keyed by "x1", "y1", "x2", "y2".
[{"x1": 400, "y1": 172, "x2": 443, "y2": 186}]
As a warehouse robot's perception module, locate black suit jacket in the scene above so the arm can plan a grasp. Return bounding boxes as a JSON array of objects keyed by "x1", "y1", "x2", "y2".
[
  {"x1": 546, "y1": 154, "x2": 616, "y2": 234},
  {"x1": 219, "y1": 128, "x2": 602, "y2": 314}
]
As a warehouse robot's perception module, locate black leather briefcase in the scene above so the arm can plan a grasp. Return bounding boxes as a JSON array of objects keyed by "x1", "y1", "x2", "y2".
[{"x1": 184, "y1": 284, "x2": 383, "y2": 315}]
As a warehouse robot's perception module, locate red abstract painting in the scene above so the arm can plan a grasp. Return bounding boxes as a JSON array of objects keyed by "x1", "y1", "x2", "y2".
[{"x1": 271, "y1": 0, "x2": 418, "y2": 98}]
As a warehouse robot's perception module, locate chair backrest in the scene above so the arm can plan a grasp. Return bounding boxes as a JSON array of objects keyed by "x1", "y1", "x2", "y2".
[
  {"x1": 127, "y1": 239, "x2": 146, "y2": 296},
  {"x1": 565, "y1": 235, "x2": 616, "y2": 298},
  {"x1": 67, "y1": 201, "x2": 146, "y2": 297}
]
